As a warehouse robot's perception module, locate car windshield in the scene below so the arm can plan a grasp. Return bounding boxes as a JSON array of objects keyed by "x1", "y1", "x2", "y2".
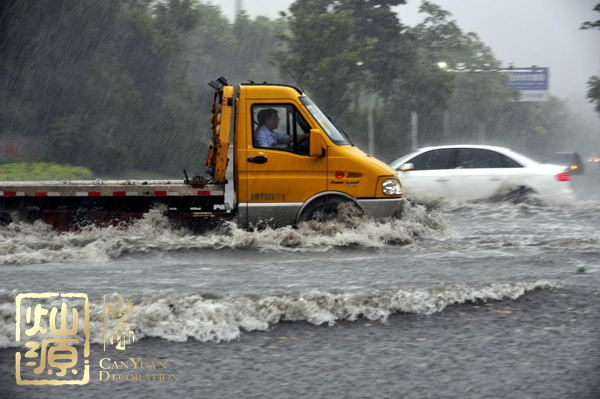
[
  {"x1": 389, "y1": 151, "x2": 421, "y2": 170},
  {"x1": 300, "y1": 97, "x2": 351, "y2": 145}
]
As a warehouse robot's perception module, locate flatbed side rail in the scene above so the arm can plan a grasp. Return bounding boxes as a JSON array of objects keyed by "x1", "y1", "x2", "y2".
[{"x1": 0, "y1": 180, "x2": 225, "y2": 197}]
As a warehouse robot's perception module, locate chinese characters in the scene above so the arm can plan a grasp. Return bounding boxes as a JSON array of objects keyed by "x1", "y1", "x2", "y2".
[
  {"x1": 250, "y1": 192, "x2": 286, "y2": 201},
  {"x1": 15, "y1": 293, "x2": 90, "y2": 385},
  {"x1": 106, "y1": 296, "x2": 135, "y2": 351}
]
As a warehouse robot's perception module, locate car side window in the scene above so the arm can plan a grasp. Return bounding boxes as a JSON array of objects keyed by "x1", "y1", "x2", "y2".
[
  {"x1": 252, "y1": 104, "x2": 310, "y2": 155},
  {"x1": 457, "y1": 149, "x2": 488, "y2": 168},
  {"x1": 497, "y1": 153, "x2": 522, "y2": 168},
  {"x1": 410, "y1": 149, "x2": 456, "y2": 170},
  {"x1": 457, "y1": 149, "x2": 522, "y2": 168}
]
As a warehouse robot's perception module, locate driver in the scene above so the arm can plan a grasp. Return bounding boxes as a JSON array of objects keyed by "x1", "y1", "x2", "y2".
[{"x1": 255, "y1": 109, "x2": 307, "y2": 149}]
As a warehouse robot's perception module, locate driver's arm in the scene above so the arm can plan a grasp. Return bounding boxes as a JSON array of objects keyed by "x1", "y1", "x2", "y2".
[{"x1": 274, "y1": 132, "x2": 290, "y2": 144}]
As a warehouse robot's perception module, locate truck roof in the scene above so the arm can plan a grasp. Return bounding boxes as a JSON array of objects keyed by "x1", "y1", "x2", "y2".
[{"x1": 241, "y1": 82, "x2": 303, "y2": 95}]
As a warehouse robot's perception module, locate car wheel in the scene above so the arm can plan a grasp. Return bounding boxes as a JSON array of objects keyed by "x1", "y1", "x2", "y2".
[{"x1": 506, "y1": 185, "x2": 537, "y2": 204}]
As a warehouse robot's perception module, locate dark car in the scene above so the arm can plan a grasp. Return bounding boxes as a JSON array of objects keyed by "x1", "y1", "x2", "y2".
[{"x1": 547, "y1": 152, "x2": 584, "y2": 174}]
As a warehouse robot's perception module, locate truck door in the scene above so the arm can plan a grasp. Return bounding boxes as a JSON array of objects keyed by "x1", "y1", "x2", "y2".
[{"x1": 243, "y1": 102, "x2": 327, "y2": 227}]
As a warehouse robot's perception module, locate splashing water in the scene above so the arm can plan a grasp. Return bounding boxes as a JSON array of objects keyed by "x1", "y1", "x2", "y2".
[
  {"x1": 0, "y1": 203, "x2": 451, "y2": 265},
  {"x1": 0, "y1": 280, "x2": 558, "y2": 347}
]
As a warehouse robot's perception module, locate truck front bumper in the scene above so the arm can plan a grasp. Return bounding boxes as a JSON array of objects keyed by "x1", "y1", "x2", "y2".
[{"x1": 357, "y1": 197, "x2": 405, "y2": 219}]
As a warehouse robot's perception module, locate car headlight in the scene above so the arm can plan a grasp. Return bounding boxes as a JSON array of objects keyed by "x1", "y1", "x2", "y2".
[{"x1": 382, "y1": 179, "x2": 402, "y2": 196}]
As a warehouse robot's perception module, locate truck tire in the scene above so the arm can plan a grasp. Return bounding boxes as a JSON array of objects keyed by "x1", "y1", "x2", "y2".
[
  {"x1": 0, "y1": 210, "x2": 13, "y2": 226},
  {"x1": 298, "y1": 196, "x2": 363, "y2": 223}
]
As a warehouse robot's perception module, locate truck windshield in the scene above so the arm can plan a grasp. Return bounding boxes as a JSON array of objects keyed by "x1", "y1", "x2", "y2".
[{"x1": 300, "y1": 98, "x2": 350, "y2": 145}]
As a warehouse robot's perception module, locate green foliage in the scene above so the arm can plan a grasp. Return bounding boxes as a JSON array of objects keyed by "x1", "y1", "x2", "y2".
[
  {"x1": 581, "y1": 4, "x2": 600, "y2": 118},
  {"x1": 409, "y1": 1, "x2": 515, "y2": 144},
  {"x1": 580, "y1": 3, "x2": 600, "y2": 30},
  {"x1": 0, "y1": 0, "x2": 586, "y2": 174},
  {"x1": 0, "y1": 0, "x2": 283, "y2": 177},
  {"x1": 276, "y1": 0, "x2": 409, "y2": 115},
  {"x1": 0, "y1": 163, "x2": 93, "y2": 181},
  {"x1": 587, "y1": 76, "x2": 600, "y2": 116}
]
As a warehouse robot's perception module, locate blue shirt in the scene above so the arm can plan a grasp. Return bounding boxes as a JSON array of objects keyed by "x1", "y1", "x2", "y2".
[{"x1": 255, "y1": 125, "x2": 289, "y2": 148}]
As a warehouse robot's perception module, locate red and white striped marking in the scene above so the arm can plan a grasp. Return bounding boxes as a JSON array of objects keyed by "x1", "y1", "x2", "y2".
[
  {"x1": 34, "y1": 192, "x2": 60, "y2": 197},
  {"x1": 113, "y1": 191, "x2": 139, "y2": 197},
  {"x1": 153, "y1": 191, "x2": 180, "y2": 196},
  {"x1": 0, "y1": 191, "x2": 25, "y2": 197},
  {"x1": 0, "y1": 190, "x2": 215, "y2": 197},
  {"x1": 75, "y1": 192, "x2": 102, "y2": 197}
]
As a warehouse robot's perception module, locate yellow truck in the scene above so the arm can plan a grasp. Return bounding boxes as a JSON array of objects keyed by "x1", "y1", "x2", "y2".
[{"x1": 0, "y1": 77, "x2": 404, "y2": 230}]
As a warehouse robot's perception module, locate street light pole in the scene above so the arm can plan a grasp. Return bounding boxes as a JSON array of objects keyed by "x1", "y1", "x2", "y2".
[
  {"x1": 367, "y1": 94, "x2": 376, "y2": 155},
  {"x1": 411, "y1": 98, "x2": 418, "y2": 151},
  {"x1": 479, "y1": 121, "x2": 486, "y2": 144},
  {"x1": 355, "y1": 61, "x2": 377, "y2": 155},
  {"x1": 443, "y1": 110, "x2": 450, "y2": 139},
  {"x1": 235, "y1": 0, "x2": 243, "y2": 18}
]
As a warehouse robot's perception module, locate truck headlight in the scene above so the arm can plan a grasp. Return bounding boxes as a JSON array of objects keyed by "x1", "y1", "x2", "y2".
[{"x1": 382, "y1": 179, "x2": 402, "y2": 196}]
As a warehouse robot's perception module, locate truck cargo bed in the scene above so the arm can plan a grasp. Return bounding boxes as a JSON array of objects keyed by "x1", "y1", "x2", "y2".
[{"x1": 0, "y1": 180, "x2": 230, "y2": 230}]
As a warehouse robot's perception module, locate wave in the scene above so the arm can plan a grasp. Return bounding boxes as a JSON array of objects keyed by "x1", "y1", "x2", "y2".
[
  {"x1": 406, "y1": 190, "x2": 600, "y2": 216},
  {"x1": 0, "y1": 281, "x2": 558, "y2": 347},
  {"x1": 0, "y1": 203, "x2": 451, "y2": 265},
  {"x1": 395, "y1": 195, "x2": 600, "y2": 251}
]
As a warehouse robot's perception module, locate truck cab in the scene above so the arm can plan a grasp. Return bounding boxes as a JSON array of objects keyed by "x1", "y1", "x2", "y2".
[{"x1": 206, "y1": 78, "x2": 404, "y2": 228}]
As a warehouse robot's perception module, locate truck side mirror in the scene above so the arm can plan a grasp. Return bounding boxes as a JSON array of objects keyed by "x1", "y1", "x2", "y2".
[{"x1": 309, "y1": 129, "x2": 327, "y2": 158}]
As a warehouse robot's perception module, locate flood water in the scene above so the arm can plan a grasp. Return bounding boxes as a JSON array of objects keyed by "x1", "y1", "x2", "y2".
[{"x1": 1, "y1": 172, "x2": 599, "y2": 398}]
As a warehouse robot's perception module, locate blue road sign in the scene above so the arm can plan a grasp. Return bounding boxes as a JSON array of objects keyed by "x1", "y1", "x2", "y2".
[{"x1": 502, "y1": 67, "x2": 549, "y2": 101}]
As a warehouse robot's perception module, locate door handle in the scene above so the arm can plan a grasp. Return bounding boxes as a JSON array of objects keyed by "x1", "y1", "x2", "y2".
[
  {"x1": 248, "y1": 156, "x2": 268, "y2": 164},
  {"x1": 489, "y1": 177, "x2": 504, "y2": 181},
  {"x1": 434, "y1": 177, "x2": 449, "y2": 182}
]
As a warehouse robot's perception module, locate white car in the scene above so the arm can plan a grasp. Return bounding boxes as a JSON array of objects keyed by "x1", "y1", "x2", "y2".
[{"x1": 389, "y1": 145, "x2": 575, "y2": 202}]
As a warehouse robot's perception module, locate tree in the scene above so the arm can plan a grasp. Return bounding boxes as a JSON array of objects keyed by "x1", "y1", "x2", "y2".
[
  {"x1": 409, "y1": 1, "x2": 516, "y2": 144},
  {"x1": 1, "y1": 0, "x2": 291, "y2": 175},
  {"x1": 274, "y1": 0, "x2": 452, "y2": 158},
  {"x1": 0, "y1": 0, "x2": 209, "y2": 174},
  {"x1": 581, "y1": 3, "x2": 600, "y2": 117},
  {"x1": 276, "y1": 0, "x2": 409, "y2": 115},
  {"x1": 233, "y1": 13, "x2": 281, "y2": 79},
  {"x1": 588, "y1": 76, "x2": 600, "y2": 116},
  {"x1": 580, "y1": 3, "x2": 600, "y2": 30}
]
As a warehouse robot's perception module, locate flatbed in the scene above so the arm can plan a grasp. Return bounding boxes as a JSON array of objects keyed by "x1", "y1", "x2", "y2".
[{"x1": 0, "y1": 180, "x2": 228, "y2": 230}]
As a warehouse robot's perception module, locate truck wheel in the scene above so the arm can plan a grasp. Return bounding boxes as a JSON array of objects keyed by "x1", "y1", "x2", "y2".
[
  {"x1": 0, "y1": 211, "x2": 13, "y2": 226},
  {"x1": 298, "y1": 196, "x2": 363, "y2": 223}
]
